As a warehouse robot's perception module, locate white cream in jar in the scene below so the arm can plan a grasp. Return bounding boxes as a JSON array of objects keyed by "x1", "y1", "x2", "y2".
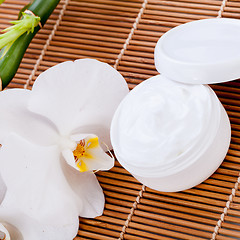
[
  {"x1": 110, "y1": 18, "x2": 237, "y2": 192},
  {"x1": 112, "y1": 76, "x2": 212, "y2": 168}
]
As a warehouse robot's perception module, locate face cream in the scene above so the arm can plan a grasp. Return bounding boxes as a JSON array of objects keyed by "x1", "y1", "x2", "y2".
[
  {"x1": 110, "y1": 18, "x2": 236, "y2": 192},
  {"x1": 111, "y1": 75, "x2": 230, "y2": 192},
  {"x1": 112, "y1": 76, "x2": 211, "y2": 168}
]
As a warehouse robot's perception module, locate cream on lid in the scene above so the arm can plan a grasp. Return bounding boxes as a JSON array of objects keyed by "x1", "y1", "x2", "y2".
[{"x1": 111, "y1": 75, "x2": 212, "y2": 169}]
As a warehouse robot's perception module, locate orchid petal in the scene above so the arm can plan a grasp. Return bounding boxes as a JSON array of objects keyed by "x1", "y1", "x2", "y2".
[
  {"x1": 0, "y1": 133, "x2": 79, "y2": 227},
  {"x1": 29, "y1": 59, "x2": 129, "y2": 147},
  {"x1": 0, "y1": 89, "x2": 58, "y2": 146},
  {"x1": 61, "y1": 159, "x2": 105, "y2": 218},
  {"x1": 0, "y1": 207, "x2": 79, "y2": 240}
]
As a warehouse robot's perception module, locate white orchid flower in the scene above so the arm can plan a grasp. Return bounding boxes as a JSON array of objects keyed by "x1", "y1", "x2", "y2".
[
  {"x1": 0, "y1": 59, "x2": 129, "y2": 239},
  {"x1": 0, "y1": 205, "x2": 79, "y2": 240}
]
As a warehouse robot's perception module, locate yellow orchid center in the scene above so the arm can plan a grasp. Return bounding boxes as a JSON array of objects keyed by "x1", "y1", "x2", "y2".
[
  {"x1": 73, "y1": 136, "x2": 100, "y2": 172},
  {"x1": 73, "y1": 140, "x2": 86, "y2": 159}
]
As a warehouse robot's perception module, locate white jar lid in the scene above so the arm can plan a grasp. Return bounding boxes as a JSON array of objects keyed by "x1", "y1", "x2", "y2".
[{"x1": 154, "y1": 18, "x2": 240, "y2": 84}]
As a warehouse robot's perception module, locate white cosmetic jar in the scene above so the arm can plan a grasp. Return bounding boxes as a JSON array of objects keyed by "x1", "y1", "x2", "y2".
[
  {"x1": 110, "y1": 75, "x2": 230, "y2": 192},
  {"x1": 110, "y1": 18, "x2": 240, "y2": 192}
]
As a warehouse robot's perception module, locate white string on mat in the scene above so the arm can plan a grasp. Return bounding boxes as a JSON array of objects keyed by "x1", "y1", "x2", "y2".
[
  {"x1": 217, "y1": 0, "x2": 228, "y2": 18},
  {"x1": 211, "y1": 176, "x2": 240, "y2": 240},
  {"x1": 211, "y1": 1, "x2": 235, "y2": 239},
  {"x1": 118, "y1": 185, "x2": 146, "y2": 240},
  {"x1": 113, "y1": 0, "x2": 148, "y2": 70},
  {"x1": 24, "y1": 0, "x2": 70, "y2": 89},
  {"x1": 114, "y1": 1, "x2": 148, "y2": 238}
]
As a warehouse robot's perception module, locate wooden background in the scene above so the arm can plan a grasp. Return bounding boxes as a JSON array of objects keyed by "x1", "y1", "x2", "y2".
[{"x1": 1, "y1": 0, "x2": 240, "y2": 239}]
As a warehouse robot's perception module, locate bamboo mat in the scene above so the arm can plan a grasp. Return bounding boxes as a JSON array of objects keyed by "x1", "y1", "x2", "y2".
[{"x1": 1, "y1": 0, "x2": 240, "y2": 239}]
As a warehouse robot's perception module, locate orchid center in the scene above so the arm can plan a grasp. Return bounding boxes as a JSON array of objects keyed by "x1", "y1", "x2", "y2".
[
  {"x1": 0, "y1": 224, "x2": 10, "y2": 240},
  {"x1": 73, "y1": 136, "x2": 101, "y2": 172},
  {"x1": 73, "y1": 140, "x2": 86, "y2": 159}
]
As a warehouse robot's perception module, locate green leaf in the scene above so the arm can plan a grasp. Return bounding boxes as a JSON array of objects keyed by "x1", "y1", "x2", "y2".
[{"x1": 0, "y1": 0, "x2": 5, "y2": 5}]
